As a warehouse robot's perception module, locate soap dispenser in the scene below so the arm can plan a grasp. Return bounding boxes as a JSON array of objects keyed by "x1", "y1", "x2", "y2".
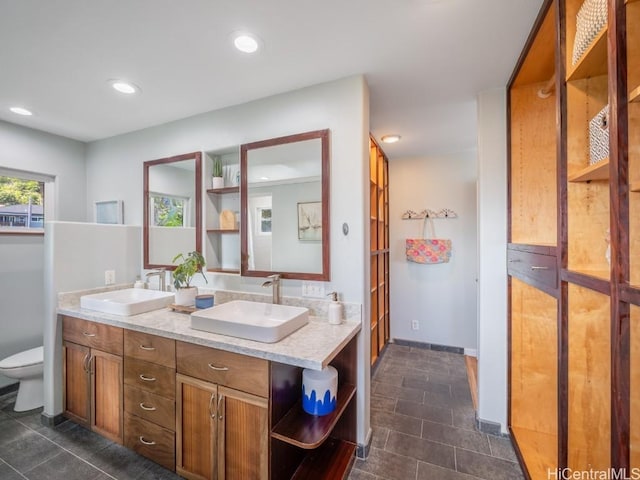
[{"x1": 327, "y1": 292, "x2": 343, "y2": 325}]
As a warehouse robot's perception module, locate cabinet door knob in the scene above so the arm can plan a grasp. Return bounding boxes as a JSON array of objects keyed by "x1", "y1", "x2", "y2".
[
  {"x1": 82, "y1": 332, "x2": 96, "y2": 337},
  {"x1": 139, "y1": 436, "x2": 156, "y2": 446},
  {"x1": 139, "y1": 374, "x2": 156, "y2": 382},
  {"x1": 82, "y1": 354, "x2": 90, "y2": 373},
  {"x1": 139, "y1": 402, "x2": 156, "y2": 411},
  {"x1": 208, "y1": 363, "x2": 229, "y2": 372},
  {"x1": 139, "y1": 345, "x2": 155, "y2": 351},
  {"x1": 530, "y1": 266, "x2": 549, "y2": 270}
]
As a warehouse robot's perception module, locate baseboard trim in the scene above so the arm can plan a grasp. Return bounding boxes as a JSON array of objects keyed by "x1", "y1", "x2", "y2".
[
  {"x1": 356, "y1": 428, "x2": 373, "y2": 459},
  {"x1": 391, "y1": 338, "x2": 464, "y2": 355},
  {"x1": 0, "y1": 383, "x2": 19, "y2": 396},
  {"x1": 40, "y1": 412, "x2": 66, "y2": 428},
  {"x1": 476, "y1": 416, "x2": 509, "y2": 437}
]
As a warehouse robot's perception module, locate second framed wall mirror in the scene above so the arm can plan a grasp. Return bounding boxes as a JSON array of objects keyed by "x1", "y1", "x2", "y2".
[
  {"x1": 240, "y1": 129, "x2": 330, "y2": 280},
  {"x1": 143, "y1": 152, "x2": 202, "y2": 269}
]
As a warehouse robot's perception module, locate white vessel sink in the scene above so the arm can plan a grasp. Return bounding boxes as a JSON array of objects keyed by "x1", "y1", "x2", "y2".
[
  {"x1": 80, "y1": 288, "x2": 174, "y2": 316},
  {"x1": 190, "y1": 300, "x2": 309, "y2": 343}
]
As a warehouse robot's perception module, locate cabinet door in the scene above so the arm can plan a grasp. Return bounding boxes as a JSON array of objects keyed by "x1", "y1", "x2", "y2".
[
  {"x1": 63, "y1": 341, "x2": 91, "y2": 427},
  {"x1": 217, "y1": 386, "x2": 268, "y2": 480},
  {"x1": 91, "y1": 349, "x2": 123, "y2": 444},
  {"x1": 176, "y1": 374, "x2": 217, "y2": 480}
]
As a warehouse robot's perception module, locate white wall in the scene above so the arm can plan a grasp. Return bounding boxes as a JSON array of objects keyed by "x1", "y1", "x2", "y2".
[
  {"x1": 43, "y1": 222, "x2": 142, "y2": 417},
  {"x1": 389, "y1": 151, "x2": 478, "y2": 349},
  {"x1": 85, "y1": 76, "x2": 372, "y2": 445},
  {"x1": 0, "y1": 121, "x2": 85, "y2": 388},
  {"x1": 476, "y1": 88, "x2": 508, "y2": 432}
]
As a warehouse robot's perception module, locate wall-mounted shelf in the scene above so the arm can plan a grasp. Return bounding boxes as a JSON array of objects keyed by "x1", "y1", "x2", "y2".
[
  {"x1": 630, "y1": 182, "x2": 640, "y2": 193},
  {"x1": 568, "y1": 158, "x2": 609, "y2": 182},
  {"x1": 630, "y1": 85, "x2": 640, "y2": 103},
  {"x1": 566, "y1": 27, "x2": 608, "y2": 82},
  {"x1": 206, "y1": 229, "x2": 239, "y2": 234},
  {"x1": 271, "y1": 383, "x2": 355, "y2": 449},
  {"x1": 206, "y1": 186, "x2": 239, "y2": 195}
]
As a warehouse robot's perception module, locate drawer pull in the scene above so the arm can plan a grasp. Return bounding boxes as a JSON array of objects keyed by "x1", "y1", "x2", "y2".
[
  {"x1": 139, "y1": 402, "x2": 156, "y2": 411},
  {"x1": 139, "y1": 436, "x2": 156, "y2": 446},
  {"x1": 82, "y1": 332, "x2": 96, "y2": 337},
  {"x1": 139, "y1": 345, "x2": 156, "y2": 351},
  {"x1": 218, "y1": 394, "x2": 224, "y2": 420},
  {"x1": 208, "y1": 363, "x2": 229, "y2": 372},
  {"x1": 139, "y1": 374, "x2": 156, "y2": 382},
  {"x1": 209, "y1": 393, "x2": 216, "y2": 419},
  {"x1": 530, "y1": 266, "x2": 550, "y2": 270}
]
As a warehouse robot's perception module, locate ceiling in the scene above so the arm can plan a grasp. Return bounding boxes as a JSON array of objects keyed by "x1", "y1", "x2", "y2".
[{"x1": 0, "y1": 0, "x2": 544, "y2": 159}]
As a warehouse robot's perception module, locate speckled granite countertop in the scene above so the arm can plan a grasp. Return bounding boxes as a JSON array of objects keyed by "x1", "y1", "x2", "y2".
[{"x1": 57, "y1": 287, "x2": 361, "y2": 371}]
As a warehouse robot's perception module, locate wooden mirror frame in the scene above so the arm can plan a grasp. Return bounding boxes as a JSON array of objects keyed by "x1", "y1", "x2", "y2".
[
  {"x1": 143, "y1": 151, "x2": 202, "y2": 269},
  {"x1": 240, "y1": 129, "x2": 330, "y2": 280}
]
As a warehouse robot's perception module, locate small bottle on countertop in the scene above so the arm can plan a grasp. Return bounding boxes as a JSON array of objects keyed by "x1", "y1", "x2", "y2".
[{"x1": 327, "y1": 291, "x2": 343, "y2": 325}]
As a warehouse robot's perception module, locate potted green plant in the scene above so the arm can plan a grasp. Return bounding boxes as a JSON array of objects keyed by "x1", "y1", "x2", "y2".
[
  {"x1": 172, "y1": 251, "x2": 207, "y2": 306},
  {"x1": 212, "y1": 156, "x2": 224, "y2": 189}
]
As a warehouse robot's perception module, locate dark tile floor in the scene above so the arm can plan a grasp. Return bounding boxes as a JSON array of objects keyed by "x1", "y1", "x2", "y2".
[
  {"x1": 0, "y1": 344, "x2": 523, "y2": 479},
  {"x1": 348, "y1": 343, "x2": 524, "y2": 480}
]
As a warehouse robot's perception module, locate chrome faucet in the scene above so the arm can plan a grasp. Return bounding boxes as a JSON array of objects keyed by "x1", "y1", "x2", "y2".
[
  {"x1": 145, "y1": 268, "x2": 167, "y2": 292},
  {"x1": 261, "y1": 274, "x2": 281, "y2": 305}
]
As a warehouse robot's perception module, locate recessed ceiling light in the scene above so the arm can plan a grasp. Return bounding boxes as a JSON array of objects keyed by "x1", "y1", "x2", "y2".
[
  {"x1": 233, "y1": 32, "x2": 261, "y2": 53},
  {"x1": 10, "y1": 106, "x2": 33, "y2": 116},
  {"x1": 381, "y1": 135, "x2": 401, "y2": 144},
  {"x1": 110, "y1": 80, "x2": 140, "y2": 95}
]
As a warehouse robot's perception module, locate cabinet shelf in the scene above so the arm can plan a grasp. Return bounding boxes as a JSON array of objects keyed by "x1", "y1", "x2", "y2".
[
  {"x1": 290, "y1": 437, "x2": 356, "y2": 480},
  {"x1": 206, "y1": 186, "x2": 239, "y2": 195},
  {"x1": 630, "y1": 85, "x2": 640, "y2": 103},
  {"x1": 206, "y1": 229, "x2": 239, "y2": 234},
  {"x1": 631, "y1": 182, "x2": 640, "y2": 193},
  {"x1": 566, "y1": 27, "x2": 608, "y2": 82},
  {"x1": 568, "y1": 158, "x2": 609, "y2": 182},
  {"x1": 271, "y1": 383, "x2": 356, "y2": 449}
]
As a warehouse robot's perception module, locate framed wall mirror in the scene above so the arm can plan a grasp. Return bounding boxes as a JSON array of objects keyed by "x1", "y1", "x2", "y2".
[
  {"x1": 144, "y1": 152, "x2": 202, "y2": 269},
  {"x1": 240, "y1": 129, "x2": 330, "y2": 280}
]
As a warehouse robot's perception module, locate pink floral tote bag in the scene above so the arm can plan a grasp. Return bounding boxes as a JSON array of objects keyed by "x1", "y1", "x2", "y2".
[{"x1": 405, "y1": 217, "x2": 452, "y2": 264}]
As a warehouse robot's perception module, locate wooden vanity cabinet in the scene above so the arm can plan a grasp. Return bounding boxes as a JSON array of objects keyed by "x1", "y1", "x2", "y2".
[
  {"x1": 62, "y1": 315, "x2": 124, "y2": 444},
  {"x1": 123, "y1": 330, "x2": 177, "y2": 471},
  {"x1": 175, "y1": 341, "x2": 269, "y2": 480}
]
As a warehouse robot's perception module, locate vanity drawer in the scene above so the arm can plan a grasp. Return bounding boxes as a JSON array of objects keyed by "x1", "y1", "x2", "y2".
[
  {"x1": 124, "y1": 385, "x2": 175, "y2": 431},
  {"x1": 124, "y1": 357, "x2": 175, "y2": 399},
  {"x1": 62, "y1": 316, "x2": 123, "y2": 355},
  {"x1": 176, "y1": 341, "x2": 269, "y2": 398},
  {"x1": 507, "y1": 248, "x2": 558, "y2": 291},
  {"x1": 124, "y1": 330, "x2": 175, "y2": 368},
  {"x1": 124, "y1": 412, "x2": 175, "y2": 471}
]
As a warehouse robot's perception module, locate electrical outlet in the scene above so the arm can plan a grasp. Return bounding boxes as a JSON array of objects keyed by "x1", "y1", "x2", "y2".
[
  {"x1": 301, "y1": 281, "x2": 326, "y2": 298},
  {"x1": 411, "y1": 320, "x2": 419, "y2": 330},
  {"x1": 105, "y1": 270, "x2": 116, "y2": 285}
]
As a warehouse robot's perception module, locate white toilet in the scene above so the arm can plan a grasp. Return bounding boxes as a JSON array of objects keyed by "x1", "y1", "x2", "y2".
[{"x1": 0, "y1": 346, "x2": 44, "y2": 412}]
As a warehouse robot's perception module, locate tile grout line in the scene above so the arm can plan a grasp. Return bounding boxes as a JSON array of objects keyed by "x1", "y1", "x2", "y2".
[
  {"x1": 10, "y1": 414, "x2": 119, "y2": 480},
  {"x1": 1, "y1": 458, "x2": 29, "y2": 480}
]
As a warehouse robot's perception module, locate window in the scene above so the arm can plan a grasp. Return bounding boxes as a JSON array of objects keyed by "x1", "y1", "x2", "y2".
[
  {"x1": 257, "y1": 207, "x2": 272, "y2": 235},
  {"x1": 0, "y1": 174, "x2": 45, "y2": 233},
  {"x1": 150, "y1": 194, "x2": 189, "y2": 227}
]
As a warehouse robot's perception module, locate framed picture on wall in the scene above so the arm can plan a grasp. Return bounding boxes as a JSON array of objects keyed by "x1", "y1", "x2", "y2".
[{"x1": 297, "y1": 201, "x2": 321, "y2": 241}]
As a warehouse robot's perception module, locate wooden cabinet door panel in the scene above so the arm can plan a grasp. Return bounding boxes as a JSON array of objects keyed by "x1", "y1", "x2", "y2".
[
  {"x1": 91, "y1": 349, "x2": 123, "y2": 444},
  {"x1": 63, "y1": 341, "x2": 90, "y2": 427},
  {"x1": 176, "y1": 374, "x2": 217, "y2": 480},
  {"x1": 218, "y1": 386, "x2": 268, "y2": 480}
]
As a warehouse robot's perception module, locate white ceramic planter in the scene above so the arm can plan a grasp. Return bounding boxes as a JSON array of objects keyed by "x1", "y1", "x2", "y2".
[
  {"x1": 212, "y1": 176, "x2": 224, "y2": 189},
  {"x1": 174, "y1": 287, "x2": 198, "y2": 306}
]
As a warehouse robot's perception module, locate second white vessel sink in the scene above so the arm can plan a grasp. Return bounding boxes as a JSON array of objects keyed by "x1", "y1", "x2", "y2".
[
  {"x1": 190, "y1": 300, "x2": 309, "y2": 343},
  {"x1": 80, "y1": 288, "x2": 174, "y2": 316}
]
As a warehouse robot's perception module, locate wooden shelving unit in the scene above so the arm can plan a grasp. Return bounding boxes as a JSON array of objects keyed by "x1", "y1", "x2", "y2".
[
  {"x1": 206, "y1": 186, "x2": 239, "y2": 195},
  {"x1": 271, "y1": 384, "x2": 356, "y2": 449},
  {"x1": 205, "y1": 228, "x2": 239, "y2": 234},
  {"x1": 566, "y1": 27, "x2": 607, "y2": 82},
  {"x1": 369, "y1": 136, "x2": 389, "y2": 367},
  {"x1": 290, "y1": 438, "x2": 356, "y2": 480},
  {"x1": 630, "y1": 85, "x2": 640, "y2": 103},
  {"x1": 568, "y1": 158, "x2": 609, "y2": 182}
]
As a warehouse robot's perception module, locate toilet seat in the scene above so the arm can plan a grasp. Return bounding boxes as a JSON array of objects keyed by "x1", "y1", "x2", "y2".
[{"x1": 0, "y1": 346, "x2": 43, "y2": 370}]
